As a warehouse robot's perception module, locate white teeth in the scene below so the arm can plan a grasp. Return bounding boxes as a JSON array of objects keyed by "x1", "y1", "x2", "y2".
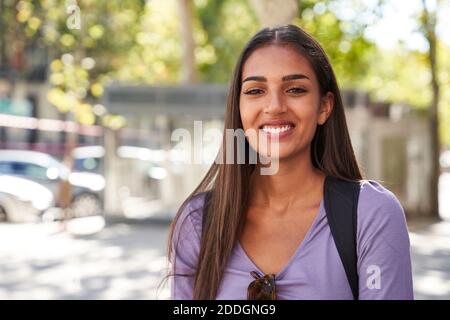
[{"x1": 261, "y1": 125, "x2": 293, "y2": 134}]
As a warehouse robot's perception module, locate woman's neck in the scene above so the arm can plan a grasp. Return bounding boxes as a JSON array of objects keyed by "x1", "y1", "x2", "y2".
[{"x1": 249, "y1": 149, "x2": 325, "y2": 211}]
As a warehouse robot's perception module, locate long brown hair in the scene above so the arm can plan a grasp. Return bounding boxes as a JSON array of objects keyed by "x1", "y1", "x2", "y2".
[{"x1": 167, "y1": 24, "x2": 363, "y2": 300}]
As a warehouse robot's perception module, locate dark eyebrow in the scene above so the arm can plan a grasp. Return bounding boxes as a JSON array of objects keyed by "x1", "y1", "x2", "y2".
[
  {"x1": 242, "y1": 76, "x2": 266, "y2": 83},
  {"x1": 242, "y1": 74, "x2": 310, "y2": 83},
  {"x1": 282, "y1": 74, "x2": 310, "y2": 81}
]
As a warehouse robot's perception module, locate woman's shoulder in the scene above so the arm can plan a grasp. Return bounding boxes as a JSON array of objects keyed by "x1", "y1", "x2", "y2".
[
  {"x1": 175, "y1": 191, "x2": 208, "y2": 239},
  {"x1": 357, "y1": 179, "x2": 404, "y2": 216},
  {"x1": 355, "y1": 180, "x2": 413, "y2": 299},
  {"x1": 356, "y1": 179, "x2": 409, "y2": 244},
  {"x1": 170, "y1": 192, "x2": 209, "y2": 275}
]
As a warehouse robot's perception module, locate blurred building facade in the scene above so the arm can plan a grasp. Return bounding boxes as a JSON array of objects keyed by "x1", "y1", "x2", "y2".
[{"x1": 345, "y1": 92, "x2": 432, "y2": 217}]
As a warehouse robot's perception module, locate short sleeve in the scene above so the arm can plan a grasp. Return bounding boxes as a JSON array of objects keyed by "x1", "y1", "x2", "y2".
[
  {"x1": 356, "y1": 180, "x2": 414, "y2": 300},
  {"x1": 170, "y1": 194, "x2": 205, "y2": 300}
]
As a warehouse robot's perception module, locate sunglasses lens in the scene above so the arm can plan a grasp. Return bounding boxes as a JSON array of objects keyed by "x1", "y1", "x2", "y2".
[{"x1": 247, "y1": 274, "x2": 276, "y2": 300}]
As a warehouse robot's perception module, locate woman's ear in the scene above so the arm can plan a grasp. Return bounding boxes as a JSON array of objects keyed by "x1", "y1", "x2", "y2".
[{"x1": 318, "y1": 92, "x2": 334, "y2": 125}]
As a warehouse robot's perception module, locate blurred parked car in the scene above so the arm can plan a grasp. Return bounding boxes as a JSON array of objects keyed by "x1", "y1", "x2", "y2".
[
  {"x1": 0, "y1": 150, "x2": 105, "y2": 219},
  {"x1": 0, "y1": 175, "x2": 54, "y2": 222},
  {"x1": 72, "y1": 145, "x2": 105, "y2": 175}
]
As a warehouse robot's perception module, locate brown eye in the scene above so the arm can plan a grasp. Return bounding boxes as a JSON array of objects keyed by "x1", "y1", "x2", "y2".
[
  {"x1": 244, "y1": 88, "x2": 264, "y2": 95},
  {"x1": 287, "y1": 87, "x2": 307, "y2": 94}
]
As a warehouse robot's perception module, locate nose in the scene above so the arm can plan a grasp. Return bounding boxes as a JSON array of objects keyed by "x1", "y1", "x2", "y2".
[{"x1": 264, "y1": 90, "x2": 287, "y2": 115}]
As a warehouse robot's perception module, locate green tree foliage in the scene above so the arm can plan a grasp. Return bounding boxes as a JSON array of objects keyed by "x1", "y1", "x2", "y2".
[
  {"x1": 112, "y1": 0, "x2": 182, "y2": 84},
  {"x1": 7, "y1": 0, "x2": 147, "y2": 127},
  {"x1": 295, "y1": 0, "x2": 379, "y2": 88},
  {"x1": 194, "y1": 0, "x2": 259, "y2": 83}
]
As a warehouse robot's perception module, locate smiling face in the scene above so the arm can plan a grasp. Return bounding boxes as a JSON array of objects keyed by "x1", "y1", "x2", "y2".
[{"x1": 239, "y1": 44, "x2": 333, "y2": 161}]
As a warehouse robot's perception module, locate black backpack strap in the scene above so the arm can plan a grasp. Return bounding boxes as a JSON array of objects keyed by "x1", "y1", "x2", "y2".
[{"x1": 324, "y1": 175, "x2": 361, "y2": 300}]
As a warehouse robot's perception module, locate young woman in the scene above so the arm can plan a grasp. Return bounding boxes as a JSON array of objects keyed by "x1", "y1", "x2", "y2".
[{"x1": 168, "y1": 24, "x2": 413, "y2": 300}]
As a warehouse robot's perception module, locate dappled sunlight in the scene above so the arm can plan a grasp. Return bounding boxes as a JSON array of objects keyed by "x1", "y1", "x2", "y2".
[
  {"x1": 65, "y1": 216, "x2": 106, "y2": 235},
  {"x1": 413, "y1": 270, "x2": 450, "y2": 298},
  {"x1": 410, "y1": 220, "x2": 450, "y2": 299},
  {"x1": 0, "y1": 222, "x2": 169, "y2": 299}
]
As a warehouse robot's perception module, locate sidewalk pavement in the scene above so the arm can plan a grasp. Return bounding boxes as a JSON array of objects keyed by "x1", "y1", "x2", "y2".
[
  {"x1": 0, "y1": 217, "x2": 449, "y2": 299},
  {"x1": 409, "y1": 218, "x2": 450, "y2": 299},
  {"x1": 0, "y1": 218, "x2": 171, "y2": 299}
]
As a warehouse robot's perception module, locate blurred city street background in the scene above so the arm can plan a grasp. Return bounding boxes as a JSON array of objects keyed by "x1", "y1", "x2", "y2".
[{"x1": 1, "y1": 0, "x2": 450, "y2": 299}]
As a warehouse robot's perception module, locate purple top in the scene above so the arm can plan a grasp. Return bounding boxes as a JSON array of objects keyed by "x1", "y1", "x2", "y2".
[{"x1": 170, "y1": 180, "x2": 414, "y2": 300}]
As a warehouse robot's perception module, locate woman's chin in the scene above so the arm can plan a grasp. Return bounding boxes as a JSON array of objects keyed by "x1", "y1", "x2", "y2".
[{"x1": 256, "y1": 148, "x2": 295, "y2": 161}]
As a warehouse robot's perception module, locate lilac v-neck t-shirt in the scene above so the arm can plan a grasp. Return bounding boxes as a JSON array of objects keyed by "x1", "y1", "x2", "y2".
[{"x1": 170, "y1": 180, "x2": 414, "y2": 300}]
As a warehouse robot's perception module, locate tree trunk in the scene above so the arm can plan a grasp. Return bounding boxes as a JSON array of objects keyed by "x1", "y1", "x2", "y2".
[
  {"x1": 0, "y1": 0, "x2": 6, "y2": 66},
  {"x1": 421, "y1": 0, "x2": 441, "y2": 219},
  {"x1": 249, "y1": 0, "x2": 299, "y2": 27},
  {"x1": 177, "y1": 0, "x2": 197, "y2": 83}
]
